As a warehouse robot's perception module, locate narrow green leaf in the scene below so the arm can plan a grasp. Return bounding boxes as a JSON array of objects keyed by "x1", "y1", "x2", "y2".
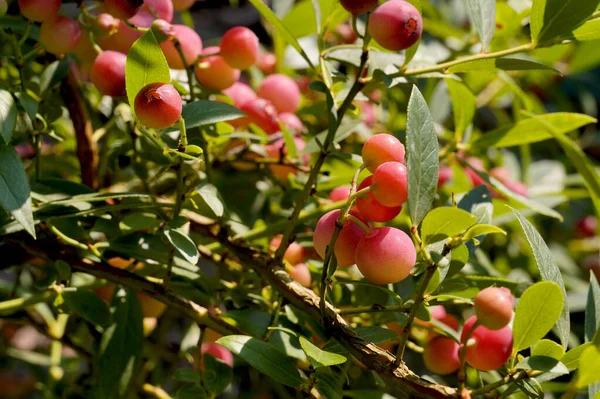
[
  {"x1": 531, "y1": 339, "x2": 565, "y2": 360},
  {"x1": 530, "y1": 0, "x2": 600, "y2": 45},
  {"x1": 439, "y1": 275, "x2": 522, "y2": 298},
  {"x1": 164, "y1": 228, "x2": 199, "y2": 265},
  {"x1": 173, "y1": 368, "x2": 201, "y2": 383},
  {"x1": 299, "y1": 336, "x2": 347, "y2": 368},
  {"x1": 461, "y1": 224, "x2": 506, "y2": 241},
  {"x1": 421, "y1": 207, "x2": 477, "y2": 245},
  {"x1": 466, "y1": 0, "x2": 496, "y2": 50},
  {"x1": 562, "y1": 342, "x2": 593, "y2": 371},
  {"x1": 354, "y1": 326, "x2": 400, "y2": 344},
  {"x1": 0, "y1": 146, "x2": 35, "y2": 238},
  {"x1": 0, "y1": 90, "x2": 17, "y2": 145},
  {"x1": 194, "y1": 184, "x2": 225, "y2": 218},
  {"x1": 181, "y1": 101, "x2": 246, "y2": 129},
  {"x1": 406, "y1": 85, "x2": 439, "y2": 226},
  {"x1": 586, "y1": 273, "x2": 600, "y2": 342},
  {"x1": 220, "y1": 310, "x2": 271, "y2": 338},
  {"x1": 202, "y1": 355, "x2": 233, "y2": 396},
  {"x1": 563, "y1": 17, "x2": 600, "y2": 41},
  {"x1": 516, "y1": 356, "x2": 569, "y2": 375},
  {"x1": 216, "y1": 335, "x2": 304, "y2": 387},
  {"x1": 62, "y1": 290, "x2": 112, "y2": 327},
  {"x1": 39, "y1": 60, "x2": 69, "y2": 94},
  {"x1": 576, "y1": 345, "x2": 600, "y2": 388},
  {"x1": 447, "y1": 57, "x2": 559, "y2": 74},
  {"x1": 54, "y1": 260, "x2": 71, "y2": 281},
  {"x1": 446, "y1": 79, "x2": 476, "y2": 141},
  {"x1": 15, "y1": 92, "x2": 38, "y2": 121},
  {"x1": 126, "y1": 30, "x2": 170, "y2": 113}
]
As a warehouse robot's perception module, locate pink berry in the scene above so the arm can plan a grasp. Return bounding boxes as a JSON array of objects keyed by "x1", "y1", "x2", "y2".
[
  {"x1": 419, "y1": 306, "x2": 460, "y2": 340},
  {"x1": 160, "y1": 24, "x2": 202, "y2": 69},
  {"x1": 290, "y1": 263, "x2": 312, "y2": 288},
  {"x1": 151, "y1": 19, "x2": 176, "y2": 43},
  {"x1": 172, "y1": 0, "x2": 196, "y2": 11},
  {"x1": 461, "y1": 316, "x2": 513, "y2": 371},
  {"x1": 195, "y1": 46, "x2": 241, "y2": 91},
  {"x1": 437, "y1": 166, "x2": 453, "y2": 188},
  {"x1": 130, "y1": 0, "x2": 173, "y2": 26},
  {"x1": 368, "y1": 0, "x2": 423, "y2": 51},
  {"x1": 220, "y1": 26, "x2": 260, "y2": 70},
  {"x1": 269, "y1": 236, "x2": 305, "y2": 265},
  {"x1": 465, "y1": 157, "x2": 486, "y2": 187},
  {"x1": 504, "y1": 180, "x2": 528, "y2": 197},
  {"x1": 371, "y1": 162, "x2": 408, "y2": 208},
  {"x1": 576, "y1": 216, "x2": 597, "y2": 238},
  {"x1": 257, "y1": 74, "x2": 301, "y2": 114},
  {"x1": 97, "y1": 20, "x2": 142, "y2": 54},
  {"x1": 103, "y1": 0, "x2": 142, "y2": 20},
  {"x1": 18, "y1": 0, "x2": 61, "y2": 22},
  {"x1": 490, "y1": 167, "x2": 511, "y2": 183},
  {"x1": 258, "y1": 52, "x2": 277, "y2": 74},
  {"x1": 313, "y1": 210, "x2": 367, "y2": 267},
  {"x1": 90, "y1": 51, "x2": 127, "y2": 97},
  {"x1": 94, "y1": 13, "x2": 120, "y2": 40},
  {"x1": 355, "y1": 175, "x2": 401, "y2": 223},
  {"x1": 333, "y1": 23, "x2": 358, "y2": 44},
  {"x1": 340, "y1": 0, "x2": 378, "y2": 15},
  {"x1": 423, "y1": 336, "x2": 460, "y2": 375},
  {"x1": 362, "y1": 133, "x2": 405, "y2": 173},
  {"x1": 265, "y1": 137, "x2": 308, "y2": 180},
  {"x1": 329, "y1": 186, "x2": 351, "y2": 202},
  {"x1": 355, "y1": 227, "x2": 416, "y2": 284},
  {"x1": 222, "y1": 82, "x2": 257, "y2": 108},
  {"x1": 40, "y1": 16, "x2": 81, "y2": 55},
  {"x1": 134, "y1": 83, "x2": 182, "y2": 130},
  {"x1": 278, "y1": 113, "x2": 306, "y2": 134},
  {"x1": 201, "y1": 343, "x2": 234, "y2": 368},
  {"x1": 474, "y1": 287, "x2": 514, "y2": 330},
  {"x1": 239, "y1": 99, "x2": 281, "y2": 134}
]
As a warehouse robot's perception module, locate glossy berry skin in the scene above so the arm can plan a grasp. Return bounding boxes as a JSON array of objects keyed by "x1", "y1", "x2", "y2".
[
  {"x1": 220, "y1": 26, "x2": 260, "y2": 70},
  {"x1": 160, "y1": 24, "x2": 202, "y2": 69},
  {"x1": 18, "y1": 0, "x2": 61, "y2": 22},
  {"x1": 239, "y1": 99, "x2": 281, "y2": 134},
  {"x1": 279, "y1": 113, "x2": 306, "y2": 134},
  {"x1": 461, "y1": 316, "x2": 513, "y2": 371},
  {"x1": 104, "y1": 0, "x2": 142, "y2": 19},
  {"x1": 134, "y1": 83, "x2": 182, "y2": 130},
  {"x1": 313, "y1": 210, "x2": 367, "y2": 267},
  {"x1": 195, "y1": 47, "x2": 240, "y2": 91},
  {"x1": 130, "y1": 0, "x2": 173, "y2": 26},
  {"x1": 576, "y1": 215, "x2": 597, "y2": 238},
  {"x1": 474, "y1": 287, "x2": 514, "y2": 330},
  {"x1": 222, "y1": 82, "x2": 257, "y2": 108},
  {"x1": 329, "y1": 186, "x2": 351, "y2": 202},
  {"x1": 355, "y1": 227, "x2": 416, "y2": 284},
  {"x1": 356, "y1": 175, "x2": 401, "y2": 222},
  {"x1": 290, "y1": 263, "x2": 312, "y2": 288},
  {"x1": 258, "y1": 52, "x2": 277, "y2": 74},
  {"x1": 369, "y1": 0, "x2": 423, "y2": 51},
  {"x1": 90, "y1": 51, "x2": 127, "y2": 97},
  {"x1": 269, "y1": 236, "x2": 305, "y2": 266},
  {"x1": 40, "y1": 16, "x2": 81, "y2": 55},
  {"x1": 423, "y1": 336, "x2": 460, "y2": 375},
  {"x1": 258, "y1": 74, "x2": 301, "y2": 114},
  {"x1": 371, "y1": 162, "x2": 409, "y2": 207},
  {"x1": 201, "y1": 343, "x2": 234, "y2": 368},
  {"x1": 340, "y1": 0, "x2": 379, "y2": 15},
  {"x1": 362, "y1": 133, "x2": 405, "y2": 173}
]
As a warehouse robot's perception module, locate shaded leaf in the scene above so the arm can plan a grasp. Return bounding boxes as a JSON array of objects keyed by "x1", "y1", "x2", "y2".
[
  {"x1": 63, "y1": 290, "x2": 112, "y2": 327},
  {"x1": 173, "y1": 368, "x2": 201, "y2": 383},
  {"x1": 203, "y1": 354, "x2": 233, "y2": 396},
  {"x1": 181, "y1": 101, "x2": 245, "y2": 129},
  {"x1": 0, "y1": 90, "x2": 17, "y2": 145},
  {"x1": 531, "y1": 339, "x2": 565, "y2": 360},
  {"x1": 0, "y1": 146, "x2": 35, "y2": 238},
  {"x1": 299, "y1": 336, "x2": 347, "y2": 368},
  {"x1": 466, "y1": 0, "x2": 496, "y2": 49},
  {"x1": 516, "y1": 356, "x2": 569, "y2": 375},
  {"x1": 446, "y1": 79, "x2": 475, "y2": 140},
  {"x1": 530, "y1": 0, "x2": 600, "y2": 44},
  {"x1": 586, "y1": 273, "x2": 600, "y2": 342}
]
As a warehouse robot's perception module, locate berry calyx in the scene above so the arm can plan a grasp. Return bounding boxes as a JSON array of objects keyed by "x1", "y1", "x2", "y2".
[
  {"x1": 340, "y1": 0, "x2": 379, "y2": 15},
  {"x1": 371, "y1": 162, "x2": 409, "y2": 207},
  {"x1": 369, "y1": 0, "x2": 423, "y2": 51},
  {"x1": 313, "y1": 210, "x2": 368, "y2": 267},
  {"x1": 220, "y1": 26, "x2": 260, "y2": 70},
  {"x1": 354, "y1": 227, "x2": 416, "y2": 284},
  {"x1": 257, "y1": 74, "x2": 301, "y2": 114},
  {"x1": 90, "y1": 51, "x2": 127, "y2": 97},
  {"x1": 40, "y1": 16, "x2": 82, "y2": 55},
  {"x1": 134, "y1": 83, "x2": 182, "y2": 129},
  {"x1": 474, "y1": 287, "x2": 514, "y2": 330},
  {"x1": 18, "y1": 0, "x2": 61, "y2": 22},
  {"x1": 423, "y1": 336, "x2": 460, "y2": 375},
  {"x1": 362, "y1": 133, "x2": 406, "y2": 173},
  {"x1": 461, "y1": 316, "x2": 513, "y2": 371},
  {"x1": 355, "y1": 175, "x2": 402, "y2": 222},
  {"x1": 94, "y1": 13, "x2": 120, "y2": 40}
]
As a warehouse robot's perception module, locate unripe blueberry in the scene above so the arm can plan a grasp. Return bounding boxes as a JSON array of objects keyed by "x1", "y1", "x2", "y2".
[
  {"x1": 290, "y1": 263, "x2": 312, "y2": 288},
  {"x1": 313, "y1": 209, "x2": 367, "y2": 267},
  {"x1": 265, "y1": 137, "x2": 308, "y2": 180},
  {"x1": 269, "y1": 235, "x2": 305, "y2": 265},
  {"x1": 356, "y1": 175, "x2": 402, "y2": 222},
  {"x1": 257, "y1": 74, "x2": 301, "y2": 114},
  {"x1": 576, "y1": 215, "x2": 597, "y2": 238},
  {"x1": 160, "y1": 24, "x2": 203, "y2": 69},
  {"x1": 195, "y1": 47, "x2": 241, "y2": 91},
  {"x1": 94, "y1": 13, "x2": 120, "y2": 40},
  {"x1": 340, "y1": 0, "x2": 378, "y2": 15},
  {"x1": 130, "y1": 0, "x2": 173, "y2": 26},
  {"x1": 371, "y1": 162, "x2": 408, "y2": 207},
  {"x1": 0, "y1": 0, "x2": 7, "y2": 17},
  {"x1": 461, "y1": 316, "x2": 513, "y2": 371},
  {"x1": 220, "y1": 26, "x2": 260, "y2": 70},
  {"x1": 279, "y1": 113, "x2": 306, "y2": 134},
  {"x1": 355, "y1": 227, "x2": 416, "y2": 284},
  {"x1": 200, "y1": 343, "x2": 234, "y2": 368},
  {"x1": 222, "y1": 82, "x2": 257, "y2": 108},
  {"x1": 362, "y1": 133, "x2": 405, "y2": 173},
  {"x1": 474, "y1": 287, "x2": 514, "y2": 330},
  {"x1": 258, "y1": 52, "x2": 277, "y2": 74},
  {"x1": 369, "y1": 0, "x2": 423, "y2": 51},
  {"x1": 437, "y1": 166, "x2": 453, "y2": 188},
  {"x1": 239, "y1": 99, "x2": 281, "y2": 134},
  {"x1": 18, "y1": 0, "x2": 61, "y2": 22},
  {"x1": 90, "y1": 51, "x2": 127, "y2": 97},
  {"x1": 40, "y1": 16, "x2": 81, "y2": 55},
  {"x1": 104, "y1": 0, "x2": 142, "y2": 20},
  {"x1": 329, "y1": 186, "x2": 351, "y2": 202},
  {"x1": 172, "y1": 0, "x2": 197, "y2": 11},
  {"x1": 134, "y1": 83, "x2": 182, "y2": 130},
  {"x1": 423, "y1": 336, "x2": 460, "y2": 375}
]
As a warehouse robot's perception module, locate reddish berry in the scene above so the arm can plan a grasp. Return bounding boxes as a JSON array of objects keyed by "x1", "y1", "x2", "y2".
[
  {"x1": 362, "y1": 133, "x2": 405, "y2": 173},
  {"x1": 369, "y1": 0, "x2": 423, "y2": 51},
  {"x1": 279, "y1": 113, "x2": 306, "y2": 134},
  {"x1": 160, "y1": 24, "x2": 202, "y2": 69},
  {"x1": 356, "y1": 175, "x2": 401, "y2": 223},
  {"x1": 195, "y1": 47, "x2": 240, "y2": 91},
  {"x1": 371, "y1": 162, "x2": 408, "y2": 208},
  {"x1": 474, "y1": 287, "x2": 514, "y2": 330},
  {"x1": 461, "y1": 316, "x2": 513, "y2": 371},
  {"x1": 584, "y1": 255, "x2": 600, "y2": 282},
  {"x1": 151, "y1": 19, "x2": 176, "y2": 43},
  {"x1": 329, "y1": 186, "x2": 351, "y2": 202},
  {"x1": 313, "y1": 210, "x2": 367, "y2": 267},
  {"x1": 355, "y1": 227, "x2": 416, "y2": 285},
  {"x1": 269, "y1": 236, "x2": 305, "y2": 265},
  {"x1": 333, "y1": 23, "x2": 358, "y2": 44},
  {"x1": 340, "y1": 0, "x2": 379, "y2": 15},
  {"x1": 418, "y1": 306, "x2": 460, "y2": 340},
  {"x1": 93, "y1": 13, "x2": 120, "y2": 40},
  {"x1": 90, "y1": 51, "x2": 127, "y2": 97},
  {"x1": 504, "y1": 180, "x2": 528, "y2": 197},
  {"x1": 258, "y1": 52, "x2": 277, "y2": 74},
  {"x1": 576, "y1": 216, "x2": 597, "y2": 238},
  {"x1": 437, "y1": 166, "x2": 453, "y2": 188},
  {"x1": 200, "y1": 343, "x2": 234, "y2": 368},
  {"x1": 465, "y1": 157, "x2": 486, "y2": 187},
  {"x1": 130, "y1": 0, "x2": 173, "y2": 26},
  {"x1": 18, "y1": 0, "x2": 61, "y2": 22},
  {"x1": 265, "y1": 137, "x2": 308, "y2": 180},
  {"x1": 290, "y1": 263, "x2": 312, "y2": 288},
  {"x1": 40, "y1": 16, "x2": 81, "y2": 55},
  {"x1": 490, "y1": 167, "x2": 511, "y2": 183},
  {"x1": 258, "y1": 74, "x2": 301, "y2": 114},
  {"x1": 222, "y1": 82, "x2": 257, "y2": 108},
  {"x1": 104, "y1": 0, "x2": 142, "y2": 20},
  {"x1": 239, "y1": 99, "x2": 281, "y2": 134},
  {"x1": 134, "y1": 83, "x2": 182, "y2": 130},
  {"x1": 172, "y1": 0, "x2": 196, "y2": 11},
  {"x1": 423, "y1": 336, "x2": 460, "y2": 375},
  {"x1": 220, "y1": 26, "x2": 260, "y2": 70},
  {"x1": 97, "y1": 20, "x2": 142, "y2": 54}
]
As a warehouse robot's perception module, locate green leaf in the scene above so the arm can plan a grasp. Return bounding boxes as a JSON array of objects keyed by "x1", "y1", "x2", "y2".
[
  {"x1": 181, "y1": 101, "x2": 246, "y2": 129},
  {"x1": 562, "y1": 17, "x2": 600, "y2": 41},
  {"x1": 513, "y1": 281, "x2": 564, "y2": 352},
  {"x1": 15, "y1": 92, "x2": 38, "y2": 121},
  {"x1": 177, "y1": 385, "x2": 208, "y2": 399},
  {"x1": 299, "y1": 336, "x2": 347, "y2": 368},
  {"x1": 126, "y1": 30, "x2": 170, "y2": 113},
  {"x1": 354, "y1": 326, "x2": 400, "y2": 344},
  {"x1": 0, "y1": 146, "x2": 35, "y2": 238},
  {"x1": 248, "y1": 0, "x2": 316, "y2": 71},
  {"x1": 446, "y1": 79, "x2": 476, "y2": 140},
  {"x1": 164, "y1": 228, "x2": 199, "y2": 265},
  {"x1": 586, "y1": 273, "x2": 600, "y2": 342},
  {"x1": 406, "y1": 85, "x2": 439, "y2": 226},
  {"x1": 461, "y1": 224, "x2": 506, "y2": 241},
  {"x1": 531, "y1": 339, "x2": 565, "y2": 360},
  {"x1": 173, "y1": 368, "x2": 201, "y2": 383},
  {"x1": 530, "y1": 0, "x2": 600, "y2": 45},
  {"x1": 466, "y1": 0, "x2": 496, "y2": 50},
  {"x1": 39, "y1": 60, "x2": 69, "y2": 94},
  {"x1": 220, "y1": 310, "x2": 271, "y2": 338},
  {"x1": 439, "y1": 275, "x2": 523, "y2": 298},
  {"x1": 576, "y1": 345, "x2": 600, "y2": 388},
  {"x1": 193, "y1": 183, "x2": 225, "y2": 218},
  {"x1": 512, "y1": 208, "x2": 570, "y2": 348},
  {"x1": 562, "y1": 342, "x2": 593, "y2": 371},
  {"x1": 447, "y1": 58, "x2": 559, "y2": 74},
  {"x1": 516, "y1": 356, "x2": 569, "y2": 375},
  {"x1": 421, "y1": 207, "x2": 477, "y2": 244},
  {"x1": 0, "y1": 90, "x2": 17, "y2": 145},
  {"x1": 54, "y1": 260, "x2": 71, "y2": 281},
  {"x1": 474, "y1": 113, "x2": 596, "y2": 148},
  {"x1": 202, "y1": 355, "x2": 233, "y2": 396},
  {"x1": 314, "y1": 370, "x2": 343, "y2": 399},
  {"x1": 63, "y1": 290, "x2": 112, "y2": 327},
  {"x1": 216, "y1": 335, "x2": 304, "y2": 387}
]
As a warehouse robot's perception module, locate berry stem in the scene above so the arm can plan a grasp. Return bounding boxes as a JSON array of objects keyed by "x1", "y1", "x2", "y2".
[
  {"x1": 346, "y1": 214, "x2": 370, "y2": 233},
  {"x1": 457, "y1": 319, "x2": 479, "y2": 391},
  {"x1": 196, "y1": 325, "x2": 206, "y2": 378}
]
